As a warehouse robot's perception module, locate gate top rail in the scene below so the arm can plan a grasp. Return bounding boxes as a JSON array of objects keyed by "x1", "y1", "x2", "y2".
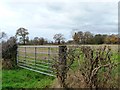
[{"x1": 18, "y1": 45, "x2": 59, "y2": 48}]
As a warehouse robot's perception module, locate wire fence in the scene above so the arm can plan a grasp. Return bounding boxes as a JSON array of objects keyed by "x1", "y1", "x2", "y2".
[{"x1": 17, "y1": 46, "x2": 59, "y2": 77}]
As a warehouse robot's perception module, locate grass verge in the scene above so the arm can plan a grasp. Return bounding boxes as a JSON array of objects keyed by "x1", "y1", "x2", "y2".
[{"x1": 2, "y1": 68, "x2": 55, "y2": 89}]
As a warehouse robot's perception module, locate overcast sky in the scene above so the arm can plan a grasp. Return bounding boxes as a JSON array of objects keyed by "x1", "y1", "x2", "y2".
[{"x1": 0, "y1": 0, "x2": 118, "y2": 41}]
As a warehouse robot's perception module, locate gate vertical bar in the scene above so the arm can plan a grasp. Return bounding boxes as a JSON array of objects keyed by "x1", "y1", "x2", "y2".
[
  {"x1": 16, "y1": 47, "x2": 19, "y2": 65},
  {"x1": 35, "y1": 47, "x2": 37, "y2": 67},
  {"x1": 25, "y1": 47, "x2": 26, "y2": 64},
  {"x1": 48, "y1": 47, "x2": 50, "y2": 63}
]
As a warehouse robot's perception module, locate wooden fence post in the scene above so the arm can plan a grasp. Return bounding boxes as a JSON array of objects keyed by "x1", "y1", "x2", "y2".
[
  {"x1": 58, "y1": 45, "x2": 67, "y2": 88},
  {"x1": 59, "y1": 46, "x2": 67, "y2": 65}
]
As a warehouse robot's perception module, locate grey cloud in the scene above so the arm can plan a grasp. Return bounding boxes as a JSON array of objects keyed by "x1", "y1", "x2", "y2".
[{"x1": 0, "y1": 1, "x2": 117, "y2": 40}]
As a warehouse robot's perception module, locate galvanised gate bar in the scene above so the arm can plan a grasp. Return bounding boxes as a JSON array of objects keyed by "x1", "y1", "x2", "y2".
[{"x1": 17, "y1": 45, "x2": 60, "y2": 77}]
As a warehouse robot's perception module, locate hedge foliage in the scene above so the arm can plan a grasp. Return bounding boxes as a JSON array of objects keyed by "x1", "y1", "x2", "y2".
[{"x1": 2, "y1": 37, "x2": 18, "y2": 69}]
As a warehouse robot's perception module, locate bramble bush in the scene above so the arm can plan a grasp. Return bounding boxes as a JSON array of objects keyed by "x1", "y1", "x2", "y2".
[{"x1": 52, "y1": 45, "x2": 119, "y2": 88}]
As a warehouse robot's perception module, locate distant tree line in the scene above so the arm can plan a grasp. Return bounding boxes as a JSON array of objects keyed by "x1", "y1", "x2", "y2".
[
  {"x1": 1, "y1": 27, "x2": 119, "y2": 45},
  {"x1": 70, "y1": 31, "x2": 119, "y2": 44},
  {"x1": 15, "y1": 28, "x2": 120, "y2": 45}
]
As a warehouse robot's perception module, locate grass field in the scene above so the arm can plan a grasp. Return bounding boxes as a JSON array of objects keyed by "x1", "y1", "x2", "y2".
[{"x1": 2, "y1": 68, "x2": 55, "y2": 89}]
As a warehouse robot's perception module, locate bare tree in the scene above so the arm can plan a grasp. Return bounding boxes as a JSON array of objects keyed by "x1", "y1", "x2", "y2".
[
  {"x1": 53, "y1": 33, "x2": 65, "y2": 44},
  {"x1": 16, "y1": 27, "x2": 29, "y2": 45}
]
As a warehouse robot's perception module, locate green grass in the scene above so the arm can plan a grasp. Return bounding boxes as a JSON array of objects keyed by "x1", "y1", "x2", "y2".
[{"x1": 2, "y1": 68, "x2": 55, "y2": 89}]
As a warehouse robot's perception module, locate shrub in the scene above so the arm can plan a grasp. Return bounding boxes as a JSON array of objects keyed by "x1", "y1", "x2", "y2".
[
  {"x1": 52, "y1": 45, "x2": 119, "y2": 88},
  {"x1": 78, "y1": 46, "x2": 119, "y2": 88},
  {"x1": 2, "y1": 37, "x2": 18, "y2": 69}
]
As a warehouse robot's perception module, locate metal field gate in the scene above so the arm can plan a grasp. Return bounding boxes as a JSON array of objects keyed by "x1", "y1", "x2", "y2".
[{"x1": 17, "y1": 46, "x2": 59, "y2": 77}]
